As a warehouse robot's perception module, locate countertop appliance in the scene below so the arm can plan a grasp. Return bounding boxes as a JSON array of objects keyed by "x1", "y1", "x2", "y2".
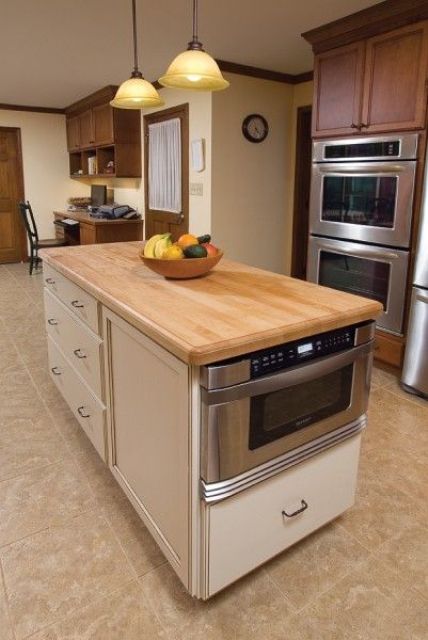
[
  {"x1": 401, "y1": 146, "x2": 428, "y2": 398},
  {"x1": 307, "y1": 134, "x2": 418, "y2": 335},
  {"x1": 200, "y1": 321, "x2": 375, "y2": 502}
]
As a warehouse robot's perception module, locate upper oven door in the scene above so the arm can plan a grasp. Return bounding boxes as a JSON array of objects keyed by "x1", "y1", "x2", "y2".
[
  {"x1": 201, "y1": 340, "x2": 372, "y2": 484},
  {"x1": 309, "y1": 161, "x2": 416, "y2": 248}
]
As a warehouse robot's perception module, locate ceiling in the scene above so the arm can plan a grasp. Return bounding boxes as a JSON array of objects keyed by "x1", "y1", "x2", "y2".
[{"x1": 1, "y1": 0, "x2": 383, "y2": 108}]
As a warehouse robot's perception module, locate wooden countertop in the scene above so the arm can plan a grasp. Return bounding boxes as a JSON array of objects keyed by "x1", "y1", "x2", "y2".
[
  {"x1": 54, "y1": 210, "x2": 143, "y2": 226},
  {"x1": 40, "y1": 242, "x2": 382, "y2": 365}
]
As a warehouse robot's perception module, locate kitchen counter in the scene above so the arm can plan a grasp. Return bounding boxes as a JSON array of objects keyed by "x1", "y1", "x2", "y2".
[{"x1": 40, "y1": 241, "x2": 382, "y2": 365}]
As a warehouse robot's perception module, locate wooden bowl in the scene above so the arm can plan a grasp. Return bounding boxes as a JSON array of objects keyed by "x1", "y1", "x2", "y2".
[{"x1": 141, "y1": 251, "x2": 223, "y2": 279}]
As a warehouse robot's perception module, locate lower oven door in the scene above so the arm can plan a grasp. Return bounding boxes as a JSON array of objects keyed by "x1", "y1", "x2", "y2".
[
  {"x1": 307, "y1": 236, "x2": 408, "y2": 335},
  {"x1": 201, "y1": 340, "x2": 372, "y2": 485}
]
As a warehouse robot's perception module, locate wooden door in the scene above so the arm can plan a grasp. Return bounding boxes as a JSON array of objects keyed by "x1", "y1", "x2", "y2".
[
  {"x1": 79, "y1": 109, "x2": 94, "y2": 148},
  {"x1": 144, "y1": 104, "x2": 189, "y2": 241},
  {"x1": 66, "y1": 116, "x2": 80, "y2": 151},
  {"x1": 291, "y1": 106, "x2": 312, "y2": 280},
  {"x1": 0, "y1": 128, "x2": 26, "y2": 263},
  {"x1": 93, "y1": 103, "x2": 114, "y2": 146},
  {"x1": 312, "y1": 42, "x2": 365, "y2": 137},
  {"x1": 362, "y1": 21, "x2": 428, "y2": 133}
]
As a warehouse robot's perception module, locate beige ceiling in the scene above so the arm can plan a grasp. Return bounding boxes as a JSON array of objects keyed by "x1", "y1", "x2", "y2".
[{"x1": 1, "y1": 0, "x2": 382, "y2": 108}]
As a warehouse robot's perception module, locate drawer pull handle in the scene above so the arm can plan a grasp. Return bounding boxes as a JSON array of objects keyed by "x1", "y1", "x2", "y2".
[
  {"x1": 45, "y1": 277, "x2": 56, "y2": 284},
  {"x1": 73, "y1": 348, "x2": 87, "y2": 359},
  {"x1": 282, "y1": 500, "x2": 308, "y2": 518},
  {"x1": 51, "y1": 366, "x2": 62, "y2": 376},
  {"x1": 47, "y1": 318, "x2": 59, "y2": 326},
  {"x1": 71, "y1": 300, "x2": 85, "y2": 308},
  {"x1": 77, "y1": 406, "x2": 90, "y2": 418}
]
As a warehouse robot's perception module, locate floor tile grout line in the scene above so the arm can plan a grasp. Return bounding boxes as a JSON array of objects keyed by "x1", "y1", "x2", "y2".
[
  {"x1": 0, "y1": 552, "x2": 17, "y2": 640},
  {"x1": 265, "y1": 521, "x2": 372, "y2": 614},
  {"x1": 21, "y1": 577, "x2": 141, "y2": 640}
]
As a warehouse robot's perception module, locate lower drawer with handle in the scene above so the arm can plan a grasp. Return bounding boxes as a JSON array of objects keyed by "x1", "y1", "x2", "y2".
[
  {"x1": 203, "y1": 435, "x2": 361, "y2": 597},
  {"x1": 47, "y1": 336, "x2": 106, "y2": 461},
  {"x1": 44, "y1": 263, "x2": 99, "y2": 334},
  {"x1": 44, "y1": 288, "x2": 103, "y2": 400}
]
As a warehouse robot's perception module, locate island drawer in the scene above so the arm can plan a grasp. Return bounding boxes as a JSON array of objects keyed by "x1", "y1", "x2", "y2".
[
  {"x1": 44, "y1": 288, "x2": 103, "y2": 400},
  {"x1": 44, "y1": 263, "x2": 99, "y2": 334},
  {"x1": 47, "y1": 336, "x2": 106, "y2": 461},
  {"x1": 204, "y1": 435, "x2": 361, "y2": 597}
]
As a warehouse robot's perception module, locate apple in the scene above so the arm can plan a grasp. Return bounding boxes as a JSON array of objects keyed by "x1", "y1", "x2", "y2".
[{"x1": 201, "y1": 242, "x2": 218, "y2": 257}]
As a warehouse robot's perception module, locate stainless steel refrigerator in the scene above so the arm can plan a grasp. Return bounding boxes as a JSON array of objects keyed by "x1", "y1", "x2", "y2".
[{"x1": 401, "y1": 156, "x2": 428, "y2": 398}]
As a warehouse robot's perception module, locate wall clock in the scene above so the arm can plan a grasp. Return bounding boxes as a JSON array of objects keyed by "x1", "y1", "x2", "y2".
[{"x1": 242, "y1": 114, "x2": 269, "y2": 143}]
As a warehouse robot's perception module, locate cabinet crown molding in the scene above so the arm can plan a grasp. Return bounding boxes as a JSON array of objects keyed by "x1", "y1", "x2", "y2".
[{"x1": 302, "y1": 0, "x2": 428, "y2": 53}]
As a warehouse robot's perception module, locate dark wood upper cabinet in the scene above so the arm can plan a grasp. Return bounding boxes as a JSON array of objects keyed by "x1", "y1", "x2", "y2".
[
  {"x1": 79, "y1": 109, "x2": 95, "y2": 148},
  {"x1": 362, "y1": 22, "x2": 428, "y2": 133},
  {"x1": 312, "y1": 21, "x2": 428, "y2": 138},
  {"x1": 312, "y1": 42, "x2": 365, "y2": 137},
  {"x1": 66, "y1": 116, "x2": 80, "y2": 151},
  {"x1": 65, "y1": 86, "x2": 141, "y2": 179},
  {"x1": 93, "y1": 103, "x2": 114, "y2": 146}
]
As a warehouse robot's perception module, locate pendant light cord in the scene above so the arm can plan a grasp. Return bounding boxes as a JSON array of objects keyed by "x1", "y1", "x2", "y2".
[
  {"x1": 131, "y1": 0, "x2": 143, "y2": 78},
  {"x1": 188, "y1": 0, "x2": 203, "y2": 50}
]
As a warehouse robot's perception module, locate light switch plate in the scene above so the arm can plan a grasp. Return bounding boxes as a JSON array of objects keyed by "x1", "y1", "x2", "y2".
[{"x1": 190, "y1": 183, "x2": 203, "y2": 196}]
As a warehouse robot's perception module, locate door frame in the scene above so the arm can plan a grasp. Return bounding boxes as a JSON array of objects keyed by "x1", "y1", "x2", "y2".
[
  {"x1": 291, "y1": 106, "x2": 312, "y2": 279},
  {"x1": 0, "y1": 126, "x2": 27, "y2": 262},
  {"x1": 143, "y1": 104, "x2": 189, "y2": 237}
]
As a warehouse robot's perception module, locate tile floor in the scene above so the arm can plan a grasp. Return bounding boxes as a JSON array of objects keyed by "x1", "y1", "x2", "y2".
[{"x1": 0, "y1": 261, "x2": 427, "y2": 640}]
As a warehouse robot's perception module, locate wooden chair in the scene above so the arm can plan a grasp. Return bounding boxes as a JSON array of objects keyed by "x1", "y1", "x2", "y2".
[{"x1": 18, "y1": 201, "x2": 68, "y2": 274}]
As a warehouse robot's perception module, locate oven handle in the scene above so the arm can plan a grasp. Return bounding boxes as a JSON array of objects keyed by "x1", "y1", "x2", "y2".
[
  {"x1": 317, "y1": 163, "x2": 408, "y2": 174},
  {"x1": 316, "y1": 241, "x2": 399, "y2": 261},
  {"x1": 202, "y1": 341, "x2": 373, "y2": 405}
]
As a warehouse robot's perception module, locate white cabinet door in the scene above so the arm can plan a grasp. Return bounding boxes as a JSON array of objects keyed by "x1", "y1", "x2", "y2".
[{"x1": 103, "y1": 309, "x2": 190, "y2": 587}]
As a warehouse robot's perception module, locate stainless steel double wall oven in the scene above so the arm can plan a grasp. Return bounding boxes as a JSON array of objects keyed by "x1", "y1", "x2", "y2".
[{"x1": 307, "y1": 134, "x2": 418, "y2": 335}]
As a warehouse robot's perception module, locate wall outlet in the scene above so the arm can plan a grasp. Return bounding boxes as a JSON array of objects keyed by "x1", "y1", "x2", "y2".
[{"x1": 190, "y1": 182, "x2": 203, "y2": 196}]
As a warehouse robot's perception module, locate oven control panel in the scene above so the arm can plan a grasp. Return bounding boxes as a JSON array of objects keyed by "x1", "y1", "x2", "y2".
[{"x1": 250, "y1": 326, "x2": 355, "y2": 378}]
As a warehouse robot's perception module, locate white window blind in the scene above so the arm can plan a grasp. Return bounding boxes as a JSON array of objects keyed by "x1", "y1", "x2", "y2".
[{"x1": 148, "y1": 117, "x2": 182, "y2": 213}]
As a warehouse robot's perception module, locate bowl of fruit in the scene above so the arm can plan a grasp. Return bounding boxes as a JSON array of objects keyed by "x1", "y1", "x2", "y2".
[{"x1": 140, "y1": 233, "x2": 223, "y2": 279}]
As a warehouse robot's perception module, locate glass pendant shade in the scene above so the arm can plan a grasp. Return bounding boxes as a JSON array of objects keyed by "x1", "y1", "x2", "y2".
[
  {"x1": 159, "y1": 49, "x2": 229, "y2": 91},
  {"x1": 110, "y1": 75, "x2": 164, "y2": 109}
]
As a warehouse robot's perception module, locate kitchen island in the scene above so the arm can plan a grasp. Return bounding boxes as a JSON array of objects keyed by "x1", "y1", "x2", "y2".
[{"x1": 41, "y1": 242, "x2": 382, "y2": 599}]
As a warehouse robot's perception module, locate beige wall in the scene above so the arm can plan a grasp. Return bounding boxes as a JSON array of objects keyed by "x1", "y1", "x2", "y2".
[
  {"x1": 284, "y1": 81, "x2": 313, "y2": 274},
  {"x1": 211, "y1": 73, "x2": 294, "y2": 274},
  {"x1": 0, "y1": 110, "x2": 87, "y2": 240}
]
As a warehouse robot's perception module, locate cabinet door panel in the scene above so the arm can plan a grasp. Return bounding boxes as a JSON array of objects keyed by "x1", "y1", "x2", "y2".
[
  {"x1": 93, "y1": 103, "x2": 114, "y2": 146},
  {"x1": 66, "y1": 116, "x2": 80, "y2": 151},
  {"x1": 79, "y1": 109, "x2": 94, "y2": 147},
  {"x1": 104, "y1": 310, "x2": 190, "y2": 587},
  {"x1": 362, "y1": 22, "x2": 428, "y2": 132},
  {"x1": 312, "y1": 42, "x2": 365, "y2": 138}
]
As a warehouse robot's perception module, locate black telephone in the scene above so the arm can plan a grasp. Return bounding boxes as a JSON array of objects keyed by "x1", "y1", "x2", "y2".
[{"x1": 90, "y1": 205, "x2": 140, "y2": 220}]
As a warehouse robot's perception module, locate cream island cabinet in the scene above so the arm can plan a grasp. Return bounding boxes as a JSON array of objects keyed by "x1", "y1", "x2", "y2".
[{"x1": 41, "y1": 243, "x2": 381, "y2": 599}]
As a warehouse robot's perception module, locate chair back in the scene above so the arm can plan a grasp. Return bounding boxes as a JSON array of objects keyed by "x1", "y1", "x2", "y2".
[{"x1": 18, "y1": 201, "x2": 39, "y2": 247}]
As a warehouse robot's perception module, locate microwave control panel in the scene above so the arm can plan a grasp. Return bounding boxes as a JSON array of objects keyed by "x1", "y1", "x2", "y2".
[{"x1": 250, "y1": 326, "x2": 355, "y2": 378}]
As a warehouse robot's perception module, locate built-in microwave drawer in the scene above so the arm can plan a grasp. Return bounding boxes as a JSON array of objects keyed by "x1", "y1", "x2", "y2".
[
  {"x1": 44, "y1": 288, "x2": 103, "y2": 400},
  {"x1": 203, "y1": 435, "x2": 360, "y2": 598},
  {"x1": 47, "y1": 336, "x2": 106, "y2": 461},
  {"x1": 44, "y1": 263, "x2": 99, "y2": 334}
]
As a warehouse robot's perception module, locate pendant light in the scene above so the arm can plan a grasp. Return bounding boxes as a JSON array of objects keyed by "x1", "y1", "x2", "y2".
[
  {"x1": 110, "y1": 0, "x2": 163, "y2": 109},
  {"x1": 159, "y1": 0, "x2": 229, "y2": 91}
]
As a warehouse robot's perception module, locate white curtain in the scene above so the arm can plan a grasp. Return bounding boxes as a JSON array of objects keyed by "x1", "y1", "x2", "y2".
[{"x1": 148, "y1": 118, "x2": 182, "y2": 213}]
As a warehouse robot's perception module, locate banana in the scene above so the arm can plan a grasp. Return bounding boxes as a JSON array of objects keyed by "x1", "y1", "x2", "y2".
[
  {"x1": 143, "y1": 234, "x2": 163, "y2": 258},
  {"x1": 154, "y1": 234, "x2": 172, "y2": 258}
]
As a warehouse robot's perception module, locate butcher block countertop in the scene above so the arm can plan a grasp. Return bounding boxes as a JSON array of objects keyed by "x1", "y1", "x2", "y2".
[{"x1": 40, "y1": 242, "x2": 382, "y2": 365}]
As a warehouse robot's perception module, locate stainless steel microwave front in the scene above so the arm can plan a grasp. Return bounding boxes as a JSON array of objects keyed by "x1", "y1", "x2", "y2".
[{"x1": 200, "y1": 330, "x2": 373, "y2": 487}]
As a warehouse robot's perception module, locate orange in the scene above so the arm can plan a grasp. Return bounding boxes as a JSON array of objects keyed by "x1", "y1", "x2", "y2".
[{"x1": 177, "y1": 233, "x2": 198, "y2": 249}]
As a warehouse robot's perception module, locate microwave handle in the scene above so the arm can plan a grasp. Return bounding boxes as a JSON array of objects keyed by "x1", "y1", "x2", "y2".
[
  {"x1": 318, "y1": 163, "x2": 407, "y2": 174},
  {"x1": 202, "y1": 341, "x2": 373, "y2": 405},
  {"x1": 318, "y1": 242, "x2": 399, "y2": 261}
]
